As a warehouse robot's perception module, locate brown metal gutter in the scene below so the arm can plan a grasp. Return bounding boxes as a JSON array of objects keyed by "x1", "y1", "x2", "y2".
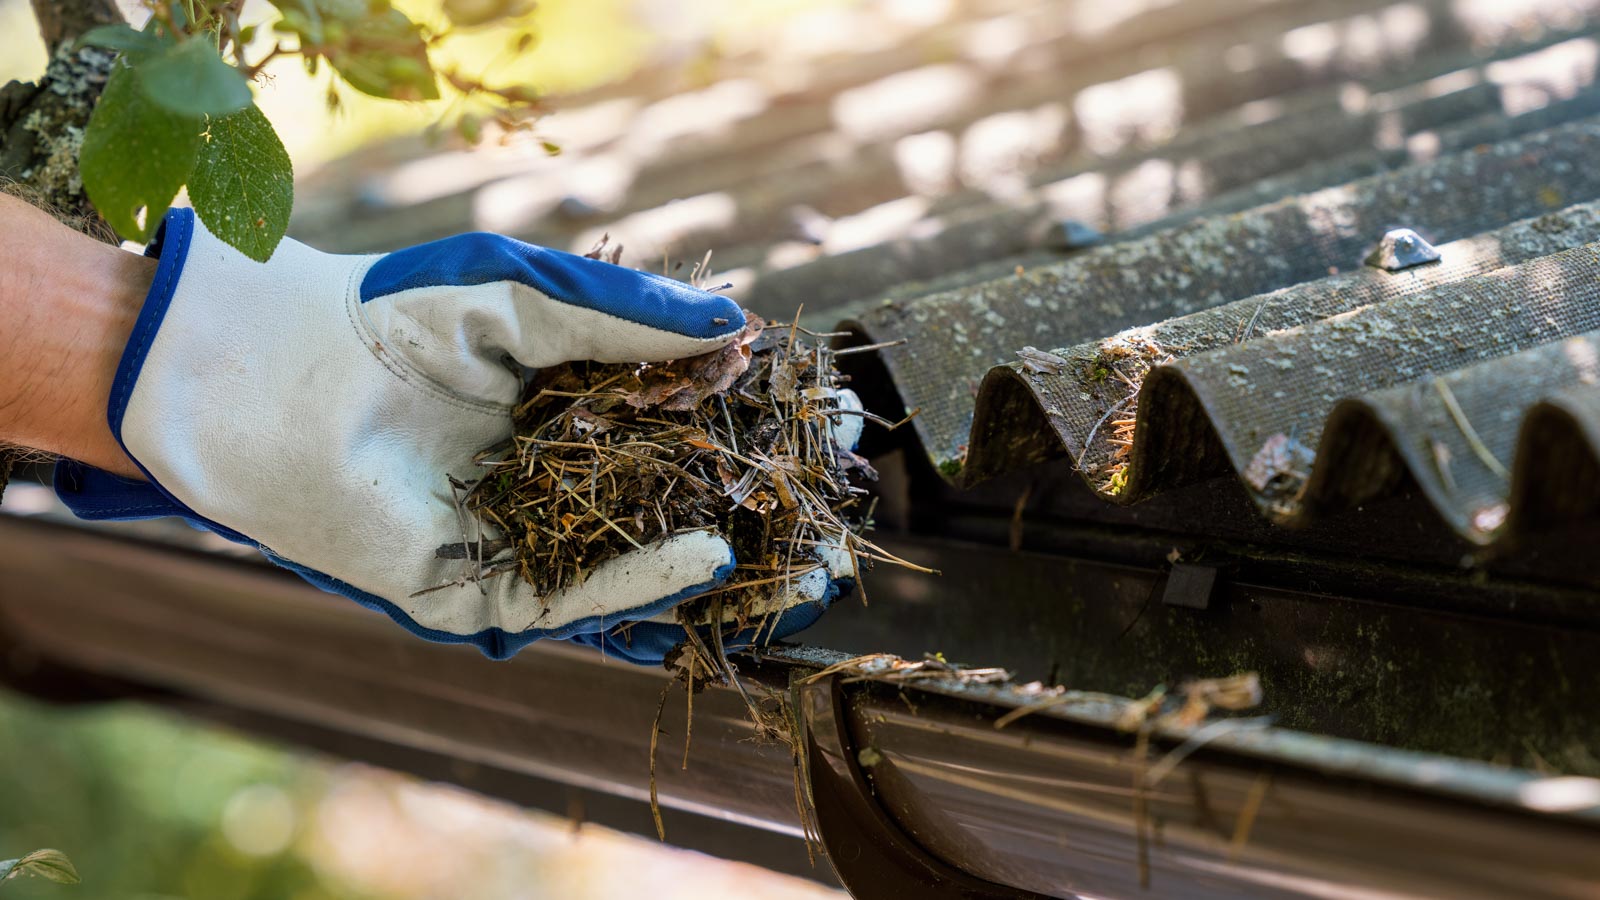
[{"x1": 3, "y1": 514, "x2": 1599, "y2": 898}]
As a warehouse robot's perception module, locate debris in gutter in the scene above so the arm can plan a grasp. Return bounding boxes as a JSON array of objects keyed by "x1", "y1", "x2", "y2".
[
  {"x1": 1017, "y1": 346, "x2": 1070, "y2": 374},
  {"x1": 1176, "y1": 672, "x2": 1264, "y2": 727},
  {"x1": 1113, "y1": 672, "x2": 1267, "y2": 888},
  {"x1": 1075, "y1": 330, "x2": 1175, "y2": 494},
  {"x1": 800, "y1": 651, "x2": 1011, "y2": 686}
]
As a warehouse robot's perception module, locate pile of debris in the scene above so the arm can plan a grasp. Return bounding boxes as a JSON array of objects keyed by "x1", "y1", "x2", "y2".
[{"x1": 447, "y1": 309, "x2": 915, "y2": 638}]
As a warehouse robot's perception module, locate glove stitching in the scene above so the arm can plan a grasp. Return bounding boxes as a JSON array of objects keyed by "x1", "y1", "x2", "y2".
[{"x1": 342, "y1": 257, "x2": 513, "y2": 420}]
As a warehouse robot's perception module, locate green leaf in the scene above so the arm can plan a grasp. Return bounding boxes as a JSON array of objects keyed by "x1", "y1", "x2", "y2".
[
  {"x1": 0, "y1": 849, "x2": 81, "y2": 885},
  {"x1": 81, "y1": 64, "x2": 204, "y2": 242},
  {"x1": 327, "y1": 9, "x2": 439, "y2": 100},
  {"x1": 138, "y1": 38, "x2": 253, "y2": 117},
  {"x1": 266, "y1": 1, "x2": 438, "y2": 100},
  {"x1": 189, "y1": 104, "x2": 294, "y2": 262},
  {"x1": 75, "y1": 23, "x2": 170, "y2": 60},
  {"x1": 266, "y1": 0, "x2": 326, "y2": 44}
]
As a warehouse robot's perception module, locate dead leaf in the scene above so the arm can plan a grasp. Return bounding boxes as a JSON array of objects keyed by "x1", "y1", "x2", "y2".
[
  {"x1": 1017, "y1": 346, "x2": 1070, "y2": 375},
  {"x1": 1175, "y1": 672, "x2": 1262, "y2": 727},
  {"x1": 625, "y1": 314, "x2": 766, "y2": 411},
  {"x1": 1241, "y1": 433, "x2": 1314, "y2": 500}
]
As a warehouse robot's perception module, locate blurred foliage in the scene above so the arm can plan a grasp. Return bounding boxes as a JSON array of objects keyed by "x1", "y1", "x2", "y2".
[
  {"x1": 0, "y1": 688, "x2": 843, "y2": 899},
  {"x1": 0, "y1": 693, "x2": 363, "y2": 900},
  {"x1": 75, "y1": 0, "x2": 547, "y2": 257},
  {"x1": 0, "y1": 0, "x2": 862, "y2": 172}
]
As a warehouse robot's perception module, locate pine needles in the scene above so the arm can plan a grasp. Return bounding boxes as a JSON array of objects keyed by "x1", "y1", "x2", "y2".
[{"x1": 437, "y1": 309, "x2": 914, "y2": 648}]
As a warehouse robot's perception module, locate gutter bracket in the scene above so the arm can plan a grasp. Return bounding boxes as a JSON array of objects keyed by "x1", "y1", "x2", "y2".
[{"x1": 798, "y1": 675, "x2": 1048, "y2": 899}]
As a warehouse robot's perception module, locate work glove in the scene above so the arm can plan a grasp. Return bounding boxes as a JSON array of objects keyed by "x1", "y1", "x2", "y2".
[{"x1": 53, "y1": 208, "x2": 852, "y2": 661}]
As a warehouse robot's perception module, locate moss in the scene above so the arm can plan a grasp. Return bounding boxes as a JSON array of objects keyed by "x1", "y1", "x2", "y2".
[
  {"x1": 1103, "y1": 468, "x2": 1128, "y2": 495},
  {"x1": 5, "y1": 45, "x2": 115, "y2": 218}
]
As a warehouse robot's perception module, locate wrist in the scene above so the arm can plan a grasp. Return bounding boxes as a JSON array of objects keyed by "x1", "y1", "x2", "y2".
[{"x1": 0, "y1": 195, "x2": 153, "y2": 478}]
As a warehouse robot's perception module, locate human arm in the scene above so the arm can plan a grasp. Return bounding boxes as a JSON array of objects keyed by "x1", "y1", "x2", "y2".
[{"x1": 0, "y1": 192, "x2": 150, "y2": 478}]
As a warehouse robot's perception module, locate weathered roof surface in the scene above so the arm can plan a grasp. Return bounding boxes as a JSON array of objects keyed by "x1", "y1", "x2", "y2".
[{"x1": 293, "y1": 0, "x2": 1600, "y2": 572}]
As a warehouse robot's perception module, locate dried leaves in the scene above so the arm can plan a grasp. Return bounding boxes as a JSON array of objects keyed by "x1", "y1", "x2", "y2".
[
  {"x1": 438, "y1": 307, "x2": 913, "y2": 648},
  {"x1": 1016, "y1": 345, "x2": 1070, "y2": 375},
  {"x1": 623, "y1": 316, "x2": 763, "y2": 411},
  {"x1": 1242, "y1": 433, "x2": 1314, "y2": 512}
]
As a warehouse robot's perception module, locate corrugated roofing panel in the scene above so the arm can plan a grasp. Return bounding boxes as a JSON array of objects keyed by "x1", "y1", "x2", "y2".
[
  {"x1": 860, "y1": 118, "x2": 1600, "y2": 472},
  {"x1": 967, "y1": 200, "x2": 1600, "y2": 493}
]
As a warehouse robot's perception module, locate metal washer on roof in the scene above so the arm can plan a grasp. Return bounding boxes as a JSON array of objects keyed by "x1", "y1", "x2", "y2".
[{"x1": 1364, "y1": 228, "x2": 1443, "y2": 272}]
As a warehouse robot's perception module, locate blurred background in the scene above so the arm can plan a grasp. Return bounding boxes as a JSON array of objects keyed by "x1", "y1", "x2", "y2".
[
  {"x1": 0, "y1": 1, "x2": 867, "y2": 897},
  {"x1": 0, "y1": 695, "x2": 840, "y2": 899}
]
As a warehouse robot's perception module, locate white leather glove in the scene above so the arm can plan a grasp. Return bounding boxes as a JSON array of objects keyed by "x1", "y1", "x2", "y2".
[{"x1": 55, "y1": 208, "x2": 750, "y2": 659}]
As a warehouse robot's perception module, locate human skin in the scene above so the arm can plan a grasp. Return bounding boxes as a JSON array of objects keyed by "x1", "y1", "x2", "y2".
[{"x1": 0, "y1": 193, "x2": 152, "y2": 478}]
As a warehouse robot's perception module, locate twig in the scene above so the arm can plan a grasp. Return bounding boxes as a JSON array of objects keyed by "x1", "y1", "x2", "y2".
[
  {"x1": 1229, "y1": 773, "x2": 1271, "y2": 861},
  {"x1": 832, "y1": 339, "x2": 908, "y2": 356},
  {"x1": 649, "y1": 681, "x2": 671, "y2": 841},
  {"x1": 1239, "y1": 298, "x2": 1270, "y2": 342},
  {"x1": 683, "y1": 653, "x2": 696, "y2": 770},
  {"x1": 1077, "y1": 395, "x2": 1137, "y2": 471},
  {"x1": 1434, "y1": 380, "x2": 1509, "y2": 481}
]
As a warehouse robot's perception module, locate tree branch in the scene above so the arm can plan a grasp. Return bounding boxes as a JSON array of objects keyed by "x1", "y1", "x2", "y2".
[{"x1": 30, "y1": 0, "x2": 123, "y2": 53}]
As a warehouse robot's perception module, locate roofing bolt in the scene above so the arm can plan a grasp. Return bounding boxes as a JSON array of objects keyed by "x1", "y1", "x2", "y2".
[
  {"x1": 1364, "y1": 228, "x2": 1441, "y2": 272},
  {"x1": 1047, "y1": 219, "x2": 1104, "y2": 251}
]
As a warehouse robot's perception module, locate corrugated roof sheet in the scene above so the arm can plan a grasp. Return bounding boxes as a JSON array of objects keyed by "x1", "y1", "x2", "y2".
[{"x1": 294, "y1": 0, "x2": 1600, "y2": 575}]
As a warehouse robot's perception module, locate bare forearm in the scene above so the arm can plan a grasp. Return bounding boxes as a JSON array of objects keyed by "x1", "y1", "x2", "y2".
[{"x1": 0, "y1": 194, "x2": 153, "y2": 477}]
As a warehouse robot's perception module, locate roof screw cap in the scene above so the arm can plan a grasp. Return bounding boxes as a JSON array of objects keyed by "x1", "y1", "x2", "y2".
[
  {"x1": 1364, "y1": 228, "x2": 1441, "y2": 272},
  {"x1": 1048, "y1": 219, "x2": 1104, "y2": 251}
]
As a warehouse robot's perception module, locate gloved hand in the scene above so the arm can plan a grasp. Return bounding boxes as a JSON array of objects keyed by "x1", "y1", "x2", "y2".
[{"x1": 53, "y1": 208, "x2": 779, "y2": 660}]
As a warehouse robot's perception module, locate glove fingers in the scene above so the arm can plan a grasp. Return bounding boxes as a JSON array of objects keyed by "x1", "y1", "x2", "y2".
[
  {"x1": 358, "y1": 232, "x2": 747, "y2": 368},
  {"x1": 520, "y1": 529, "x2": 736, "y2": 634},
  {"x1": 645, "y1": 532, "x2": 855, "y2": 627}
]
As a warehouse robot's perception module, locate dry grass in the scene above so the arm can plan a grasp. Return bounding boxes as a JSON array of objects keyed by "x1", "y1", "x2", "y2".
[{"x1": 430, "y1": 298, "x2": 926, "y2": 654}]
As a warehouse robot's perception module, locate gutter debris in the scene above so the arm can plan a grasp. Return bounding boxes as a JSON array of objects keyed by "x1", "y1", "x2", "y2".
[{"x1": 431, "y1": 294, "x2": 932, "y2": 645}]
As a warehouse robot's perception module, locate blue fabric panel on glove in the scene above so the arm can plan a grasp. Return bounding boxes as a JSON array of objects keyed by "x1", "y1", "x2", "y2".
[
  {"x1": 564, "y1": 578, "x2": 851, "y2": 665},
  {"x1": 360, "y1": 232, "x2": 745, "y2": 341},
  {"x1": 54, "y1": 460, "x2": 260, "y2": 546}
]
